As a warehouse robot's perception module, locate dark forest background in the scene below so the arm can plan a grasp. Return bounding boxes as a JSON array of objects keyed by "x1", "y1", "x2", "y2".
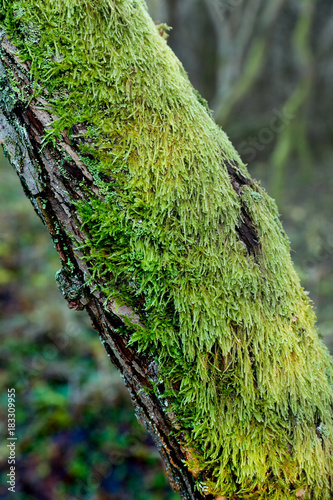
[{"x1": 0, "y1": 1, "x2": 332, "y2": 498}]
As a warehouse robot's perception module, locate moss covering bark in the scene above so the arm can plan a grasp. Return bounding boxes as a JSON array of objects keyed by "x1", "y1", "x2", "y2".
[{"x1": 1, "y1": 1, "x2": 333, "y2": 498}]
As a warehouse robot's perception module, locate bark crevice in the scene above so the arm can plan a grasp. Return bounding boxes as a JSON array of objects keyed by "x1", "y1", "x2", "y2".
[{"x1": 225, "y1": 158, "x2": 261, "y2": 255}]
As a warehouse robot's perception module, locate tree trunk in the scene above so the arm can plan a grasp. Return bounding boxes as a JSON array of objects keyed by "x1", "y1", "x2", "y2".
[{"x1": 0, "y1": 2, "x2": 333, "y2": 499}]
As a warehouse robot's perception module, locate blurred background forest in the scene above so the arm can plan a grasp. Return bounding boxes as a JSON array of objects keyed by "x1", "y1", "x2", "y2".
[{"x1": 0, "y1": 1, "x2": 333, "y2": 498}]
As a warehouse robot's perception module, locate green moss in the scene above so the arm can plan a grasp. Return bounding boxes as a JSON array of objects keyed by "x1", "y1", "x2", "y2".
[{"x1": 1, "y1": 1, "x2": 333, "y2": 497}]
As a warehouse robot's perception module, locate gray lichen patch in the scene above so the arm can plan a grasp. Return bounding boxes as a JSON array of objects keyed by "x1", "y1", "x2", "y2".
[{"x1": 0, "y1": 61, "x2": 42, "y2": 196}]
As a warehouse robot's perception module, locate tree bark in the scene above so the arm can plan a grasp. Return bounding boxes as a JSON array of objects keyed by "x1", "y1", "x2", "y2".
[{"x1": 1, "y1": 2, "x2": 333, "y2": 499}]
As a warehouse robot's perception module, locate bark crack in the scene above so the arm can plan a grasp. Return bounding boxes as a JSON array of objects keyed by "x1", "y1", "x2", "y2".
[{"x1": 225, "y1": 158, "x2": 261, "y2": 255}]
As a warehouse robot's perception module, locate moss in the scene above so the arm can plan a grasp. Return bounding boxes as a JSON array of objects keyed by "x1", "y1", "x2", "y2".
[{"x1": 1, "y1": 1, "x2": 333, "y2": 498}]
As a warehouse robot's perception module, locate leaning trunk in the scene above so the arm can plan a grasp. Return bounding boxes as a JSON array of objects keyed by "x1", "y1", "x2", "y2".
[{"x1": 0, "y1": 1, "x2": 332, "y2": 499}]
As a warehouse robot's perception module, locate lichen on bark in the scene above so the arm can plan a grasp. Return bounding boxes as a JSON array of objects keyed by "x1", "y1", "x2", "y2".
[{"x1": 1, "y1": 1, "x2": 333, "y2": 498}]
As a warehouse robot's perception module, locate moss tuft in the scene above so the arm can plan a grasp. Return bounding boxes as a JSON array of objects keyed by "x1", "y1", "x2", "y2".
[{"x1": 1, "y1": 1, "x2": 333, "y2": 497}]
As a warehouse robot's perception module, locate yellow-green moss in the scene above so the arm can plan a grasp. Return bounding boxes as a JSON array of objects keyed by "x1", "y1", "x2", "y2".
[{"x1": 1, "y1": 1, "x2": 333, "y2": 498}]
